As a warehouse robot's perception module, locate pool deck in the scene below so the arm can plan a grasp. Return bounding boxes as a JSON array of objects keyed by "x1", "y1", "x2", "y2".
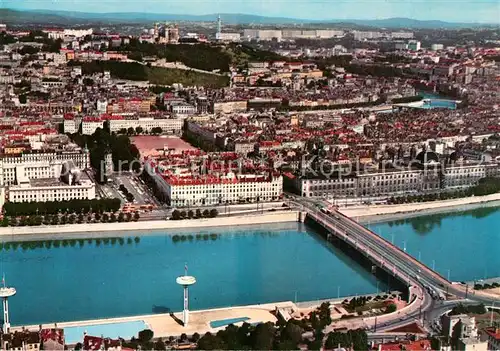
[{"x1": 11, "y1": 301, "x2": 290, "y2": 341}]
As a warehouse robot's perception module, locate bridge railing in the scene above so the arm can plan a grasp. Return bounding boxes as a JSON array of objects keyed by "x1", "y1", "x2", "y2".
[{"x1": 333, "y1": 209, "x2": 449, "y2": 284}]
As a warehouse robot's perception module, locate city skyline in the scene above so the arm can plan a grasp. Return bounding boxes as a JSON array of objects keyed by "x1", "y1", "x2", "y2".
[{"x1": 1, "y1": 0, "x2": 499, "y2": 23}]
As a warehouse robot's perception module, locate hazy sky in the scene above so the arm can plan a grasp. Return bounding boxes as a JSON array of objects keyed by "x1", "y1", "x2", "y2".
[{"x1": 1, "y1": 0, "x2": 499, "y2": 23}]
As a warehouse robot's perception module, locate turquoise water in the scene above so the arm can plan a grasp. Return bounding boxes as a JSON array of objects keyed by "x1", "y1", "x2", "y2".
[
  {"x1": 210, "y1": 317, "x2": 250, "y2": 328},
  {"x1": 421, "y1": 99, "x2": 456, "y2": 109},
  {"x1": 418, "y1": 92, "x2": 457, "y2": 109},
  {"x1": 64, "y1": 321, "x2": 148, "y2": 344},
  {"x1": 1, "y1": 222, "x2": 385, "y2": 326},
  {"x1": 367, "y1": 206, "x2": 500, "y2": 282}
]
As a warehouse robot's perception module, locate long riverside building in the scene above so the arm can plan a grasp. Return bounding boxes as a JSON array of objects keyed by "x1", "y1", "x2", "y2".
[
  {"x1": 65, "y1": 115, "x2": 184, "y2": 135},
  {"x1": 145, "y1": 161, "x2": 283, "y2": 207}
]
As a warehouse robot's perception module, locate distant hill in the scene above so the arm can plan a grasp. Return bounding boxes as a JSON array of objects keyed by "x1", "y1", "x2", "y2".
[{"x1": 1, "y1": 8, "x2": 497, "y2": 29}]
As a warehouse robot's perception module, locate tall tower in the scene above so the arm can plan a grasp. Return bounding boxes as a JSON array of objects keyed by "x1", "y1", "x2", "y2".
[
  {"x1": 176, "y1": 265, "x2": 196, "y2": 327},
  {"x1": 0, "y1": 276, "x2": 16, "y2": 332},
  {"x1": 153, "y1": 22, "x2": 159, "y2": 39},
  {"x1": 217, "y1": 15, "x2": 222, "y2": 36}
]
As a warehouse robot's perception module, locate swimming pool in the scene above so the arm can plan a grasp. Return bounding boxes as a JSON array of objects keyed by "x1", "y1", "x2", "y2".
[
  {"x1": 210, "y1": 317, "x2": 250, "y2": 329},
  {"x1": 64, "y1": 320, "x2": 148, "y2": 344}
]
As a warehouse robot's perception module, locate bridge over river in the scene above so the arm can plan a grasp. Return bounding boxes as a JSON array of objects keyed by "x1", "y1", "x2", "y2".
[{"x1": 290, "y1": 196, "x2": 500, "y2": 331}]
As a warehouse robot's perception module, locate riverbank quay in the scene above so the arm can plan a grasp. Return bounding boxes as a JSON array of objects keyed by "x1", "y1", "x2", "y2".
[
  {"x1": 11, "y1": 290, "x2": 408, "y2": 344},
  {"x1": 10, "y1": 301, "x2": 288, "y2": 343},
  {"x1": 339, "y1": 193, "x2": 500, "y2": 224},
  {"x1": 0, "y1": 211, "x2": 300, "y2": 238}
]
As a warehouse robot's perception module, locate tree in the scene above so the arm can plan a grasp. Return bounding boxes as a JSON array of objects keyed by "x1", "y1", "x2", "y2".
[
  {"x1": 385, "y1": 303, "x2": 397, "y2": 314},
  {"x1": 138, "y1": 329, "x2": 154, "y2": 344},
  {"x1": 197, "y1": 332, "x2": 225, "y2": 350},
  {"x1": 203, "y1": 209, "x2": 210, "y2": 218},
  {"x1": 18, "y1": 94, "x2": 27, "y2": 104},
  {"x1": 171, "y1": 210, "x2": 181, "y2": 220},
  {"x1": 187, "y1": 210, "x2": 194, "y2": 219},
  {"x1": 451, "y1": 320, "x2": 463, "y2": 350},
  {"x1": 83, "y1": 78, "x2": 94, "y2": 86},
  {"x1": 251, "y1": 322, "x2": 275, "y2": 350},
  {"x1": 133, "y1": 211, "x2": 140, "y2": 221},
  {"x1": 102, "y1": 213, "x2": 109, "y2": 222},
  {"x1": 135, "y1": 126, "x2": 144, "y2": 134},
  {"x1": 151, "y1": 127, "x2": 163, "y2": 135},
  {"x1": 127, "y1": 127, "x2": 135, "y2": 135},
  {"x1": 154, "y1": 340, "x2": 166, "y2": 350},
  {"x1": 283, "y1": 322, "x2": 303, "y2": 346},
  {"x1": 118, "y1": 212, "x2": 125, "y2": 222},
  {"x1": 209, "y1": 208, "x2": 218, "y2": 218},
  {"x1": 195, "y1": 209, "x2": 202, "y2": 218}
]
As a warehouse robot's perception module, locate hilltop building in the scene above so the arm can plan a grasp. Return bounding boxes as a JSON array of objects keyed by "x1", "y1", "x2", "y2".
[{"x1": 215, "y1": 15, "x2": 241, "y2": 42}]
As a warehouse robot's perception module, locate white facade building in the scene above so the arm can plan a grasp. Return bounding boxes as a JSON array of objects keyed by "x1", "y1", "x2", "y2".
[
  {"x1": 353, "y1": 31, "x2": 385, "y2": 41},
  {"x1": 444, "y1": 164, "x2": 486, "y2": 189},
  {"x1": 63, "y1": 118, "x2": 78, "y2": 134},
  {"x1": 243, "y1": 29, "x2": 282, "y2": 41},
  {"x1": 390, "y1": 32, "x2": 414, "y2": 39},
  {"x1": 81, "y1": 118, "x2": 104, "y2": 135},
  {"x1": 108, "y1": 117, "x2": 183, "y2": 134},
  {"x1": 146, "y1": 162, "x2": 283, "y2": 207},
  {"x1": 8, "y1": 177, "x2": 96, "y2": 203},
  {"x1": 296, "y1": 162, "x2": 500, "y2": 199},
  {"x1": 0, "y1": 150, "x2": 90, "y2": 186},
  {"x1": 216, "y1": 33, "x2": 241, "y2": 42},
  {"x1": 97, "y1": 100, "x2": 108, "y2": 113},
  {"x1": 171, "y1": 103, "x2": 197, "y2": 116},
  {"x1": 432, "y1": 44, "x2": 445, "y2": 51}
]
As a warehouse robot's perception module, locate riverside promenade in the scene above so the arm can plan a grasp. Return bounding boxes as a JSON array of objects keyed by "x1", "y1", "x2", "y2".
[
  {"x1": 11, "y1": 301, "x2": 289, "y2": 342},
  {"x1": 339, "y1": 193, "x2": 500, "y2": 223},
  {"x1": 0, "y1": 211, "x2": 300, "y2": 237}
]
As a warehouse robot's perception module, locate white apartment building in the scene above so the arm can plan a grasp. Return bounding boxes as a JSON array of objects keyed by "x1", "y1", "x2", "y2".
[
  {"x1": 97, "y1": 100, "x2": 108, "y2": 113},
  {"x1": 390, "y1": 32, "x2": 414, "y2": 39},
  {"x1": 281, "y1": 29, "x2": 344, "y2": 39},
  {"x1": 81, "y1": 118, "x2": 104, "y2": 135},
  {"x1": 353, "y1": 31, "x2": 386, "y2": 41},
  {"x1": 171, "y1": 103, "x2": 197, "y2": 116},
  {"x1": 1, "y1": 163, "x2": 61, "y2": 186},
  {"x1": 243, "y1": 29, "x2": 282, "y2": 41},
  {"x1": 45, "y1": 28, "x2": 93, "y2": 40},
  {"x1": 147, "y1": 164, "x2": 283, "y2": 206},
  {"x1": 0, "y1": 150, "x2": 90, "y2": 185},
  {"x1": 442, "y1": 314, "x2": 478, "y2": 339},
  {"x1": 300, "y1": 176, "x2": 358, "y2": 198},
  {"x1": 63, "y1": 118, "x2": 78, "y2": 134},
  {"x1": 444, "y1": 164, "x2": 486, "y2": 189},
  {"x1": 432, "y1": 44, "x2": 445, "y2": 51},
  {"x1": 357, "y1": 169, "x2": 424, "y2": 197},
  {"x1": 233, "y1": 142, "x2": 256, "y2": 155},
  {"x1": 40, "y1": 81, "x2": 65, "y2": 89},
  {"x1": 216, "y1": 33, "x2": 241, "y2": 42},
  {"x1": 296, "y1": 162, "x2": 500, "y2": 199},
  {"x1": 8, "y1": 177, "x2": 96, "y2": 203},
  {"x1": 108, "y1": 117, "x2": 183, "y2": 134}
]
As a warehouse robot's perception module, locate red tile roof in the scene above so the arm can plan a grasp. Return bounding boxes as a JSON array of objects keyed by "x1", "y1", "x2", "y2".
[{"x1": 374, "y1": 340, "x2": 431, "y2": 351}]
